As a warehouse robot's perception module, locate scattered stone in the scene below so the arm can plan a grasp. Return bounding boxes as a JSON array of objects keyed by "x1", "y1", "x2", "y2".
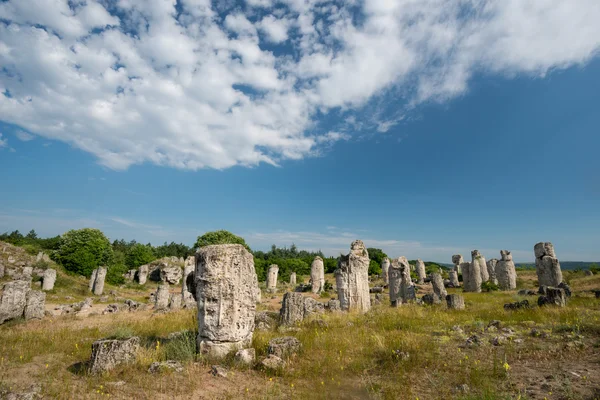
[
  {"x1": 169, "y1": 293, "x2": 181, "y2": 310},
  {"x1": 431, "y1": 272, "x2": 447, "y2": 303},
  {"x1": 496, "y1": 250, "x2": 517, "y2": 290},
  {"x1": 210, "y1": 365, "x2": 228, "y2": 378},
  {"x1": 518, "y1": 289, "x2": 537, "y2": 296},
  {"x1": 415, "y1": 259, "x2": 426, "y2": 284},
  {"x1": 585, "y1": 270, "x2": 594, "y2": 276},
  {"x1": 327, "y1": 299, "x2": 341, "y2": 312},
  {"x1": 148, "y1": 360, "x2": 184, "y2": 373},
  {"x1": 268, "y1": 336, "x2": 302, "y2": 359},
  {"x1": 24, "y1": 290, "x2": 45, "y2": 320},
  {"x1": 41, "y1": 269, "x2": 56, "y2": 291},
  {"x1": 310, "y1": 257, "x2": 325, "y2": 294},
  {"x1": 487, "y1": 320, "x2": 502, "y2": 329},
  {"x1": 534, "y1": 242, "x2": 563, "y2": 287},
  {"x1": 102, "y1": 304, "x2": 121, "y2": 314},
  {"x1": 538, "y1": 287, "x2": 567, "y2": 307},
  {"x1": 303, "y1": 297, "x2": 325, "y2": 316},
  {"x1": 255, "y1": 311, "x2": 278, "y2": 330},
  {"x1": 389, "y1": 256, "x2": 416, "y2": 306},
  {"x1": 334, "y1": 240, "x2": 371, "y2": 312},
  {"x1": 503, "y1": 300, "x2": 530, "y2": 310},
  {"x1": 421, "y1": 293, "x2": 434, "y2": 305},
  {"x1": 392, "y1": 350, "x2": 410, "y2": 361},
  {"x1": 260, "y1": 355, "x2": 286, "y2": 370},
  {"x1": 155, "y1": 283, "x2": 170, "y2": 311},
  {"x1": 465, "y1": 335, "x2": 481, "y2": 347},
  {"x1": 89, "y1": 336, "x2": 140, "y2": 374},
  {"x1": 446, "y1": 294, "x2": 465, "y2": 310},
  {"x1": 558, "y1": 282, "x2": 572, "y2": 297},
  {"x1": 369, "y1": 287, "x2": 384, "y2": 293},
  {"x1": 234, "y1": 348, "x2": 256, "y2": 366},
  {"x1": 381, "y1": 258, "x2": 390, "y2": 284},
  {"x1": 195, "y1": 244, "x2": 260, "y2": 358}
]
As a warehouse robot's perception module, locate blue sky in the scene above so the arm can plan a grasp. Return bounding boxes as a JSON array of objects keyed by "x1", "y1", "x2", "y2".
[{"x1": 1, "y1": 0, "x2": 599, "y2": 262}]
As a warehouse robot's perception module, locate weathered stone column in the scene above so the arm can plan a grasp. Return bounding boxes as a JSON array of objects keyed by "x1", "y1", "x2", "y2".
[
  {"x1": 280, "y1": 292, "x2": 304, "y2": 325},
  {"x1": 24, "y1": 290, "x2": 45, "y2": 320},
  {"x1": 92, "y1": 267, "x2": 107, "y2": 296},
  {"x1": 389, "y1": 256, "x2": 415, "y2": 306},
  {"x1": 446, "y1": 294, "x2": 465, "y2": 310},
  {"x1": 155, "y1": 283, "x2": 170, "y2": 310},
  {"x1": 195, "y1": 244, "x2": 259, "y2": 358},
  {"x1": 496, "y1": 250, "x2": 517, "y2": 290},
  {"x1": 181, "y1": 256, "x2": 195, "y2": 307},
  {"x1": 138, "y1": 264, "x2": 149, "y2": 285},
  {"x1": 267, "y1": 264, "x2": 279, "y2": 292},
  {"x1": 310, "y1": 256, "x2": 325, "y2": 294},
  {"x1": 289, "y1": 272, "x2": 297, "y2": 286},
  {"x1": 430, "y1": 272, "x2": 447, "y2": 303},
  {"x1": 334, "y1": 240, "x2": 370, "y2": 312},
  {"x1": 0, "y1": 280, "x2": 30, "y2": 324},
  {"x1": 380, "y1": 258, "x2": 390, "y2": 284},
  {"x1": 471, "y1": 250, "x2": 489, "y2": 282},
  {"x1": 415, "y1": 259, "x2": 426, "y2": 284},
  {"x1": 486, "y1": 259, "x2": 498, "y2": 285},
  {"x1": 448, "y1": 269, "x2": 460, "y2": 287},
  {"x1": 534, "y1": 242, "x2": 562, "y2": 287},
  {"x1": 42, "y1": 269, "x2": 56, "y2": 291},
  {"x1": 88, "y1": 268, "x2": 98, "y2": 291},
  {"x1": 462, "y1": 261, "x2": 481, "y2": 293},
  {"x1": 452, "y1": 255, "x2": 463, "y2": 274}
]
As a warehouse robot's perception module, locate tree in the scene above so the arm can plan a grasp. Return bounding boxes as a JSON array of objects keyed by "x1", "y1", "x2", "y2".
[
  {"x1": 367, "y1": 248, "x2": 388, "y2": 265},
  {"x1": 125, "y1": 243, "x2": 155, "y2": 269},
  {"x1": 195, "y1": 230, "x2": 251, "y2": 252},
  {"x1": 56, "y1": 228, "x2": 113, "y2": 277},
  {"x1": 26, "y1": 229, "x2": 38, "y2": 240}
]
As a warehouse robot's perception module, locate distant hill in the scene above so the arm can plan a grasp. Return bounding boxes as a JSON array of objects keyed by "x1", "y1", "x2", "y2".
[{"x1": 515, "y1": 261, "x2": 599, "y2": 271}]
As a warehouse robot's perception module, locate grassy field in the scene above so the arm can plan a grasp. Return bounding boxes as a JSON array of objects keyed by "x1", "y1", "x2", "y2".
[{"x1": 1, "y1": 270, "x2": 599, "y2": 399}]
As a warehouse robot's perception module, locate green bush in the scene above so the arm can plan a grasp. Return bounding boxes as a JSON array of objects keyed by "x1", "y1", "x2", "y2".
[
  {"x1": 369, "y1": 259, "x2": 381, "y2": 276},
  {"x1": 55, "y1": 228, "x2": 113, "y2": 277},
  {"x1": 125, "y1": 243, "x2": 155, "y2": 269},
  {"x1": 481, "y1": 281, "x2": 499, "y2": 292},
  {"x1": 195, "y1": 230, "x2": 251, "y2": 252}
]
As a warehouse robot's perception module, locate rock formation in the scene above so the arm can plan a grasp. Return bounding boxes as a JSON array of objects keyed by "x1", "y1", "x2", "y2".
[
  {"x1": 446, "y1": 294, "x2": 465, "y2": 310},
  {"x1": 430, "y1": 272, "x2": 447, "y2": 303},
  {"x1": 381, "y1": 258, "x2": 390, "y2": 284},
  {"x1": 534, "y1": 242, "x2": 562, "y2": 287},
  {"x1": 88, "y1": 268, "x2": 98, "y2": 291},
  {"x1": 182, "y1": 256, "x2": 195, "y2": 308},
  {"x1": 267, "y1": 264, "x2": 279, "y2": 292},
  {"x1": 138, "y1": 264, "x2": 149, "y2": 285},
  {"x1": 279, "y1": 292, "x2": 304, "y2": 325},
  {"x1": 90, "y1": 266, "x2": 107, "y2": 296},
  {"x1": 448, "y1": 270, "x2": 459, "y2": 287},
  {"x1": 42, "y1": 268, "x2": 56, "y2": 291},
  {"x1": 486, "y1": 259, "x2": 498, "y2": 285},
  {"x1": 289, "y1": 272, "x2": 297, "y2": 286},
  {"x1": 496, "y1": 250, "x2": 517, "y2": 290},
  {"x1": 461, "y1": 261, "x2": 481, "y2": 293},
  {"x1": 195, "y1": 244, "x2": 259, "y2": 358},
  {"x1": 24, "y1": 290, "x2": 45, "y2": 320},
  {"x1": 89, "y1": 337, "x2": 140, "y2": 374},
  {"x1": 310, "y1": 256, "x2": 325, "y2": 294},
  {"x1": 0, "y1": 280, "x2": 30, "y2": 324},
  {"x1": 471, "y1": 250, "x2": 489, "y2": 282},
  {"x1": 334, "y1": 240, "x2": 370, "y2": 312},
  {"x1": 155, "y1": 283, "x2": 170, "y2": 310},
  {"x1": 452, "y1": 255, "x2": 463, "y2": 274},
  {"x1": 538, "y1": 287, "x2": 567, "y2": 307},
  {"x1": 415, "y1": 259, "x2": 426, "y2": 284},
  {"x1": 389, "y1": 256, "x2": 416, "y2": 306}
]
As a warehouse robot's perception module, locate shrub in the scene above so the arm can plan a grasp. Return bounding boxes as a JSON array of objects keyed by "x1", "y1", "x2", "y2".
[
  {"x1": 195, "y1": 230, "x2": 251, "y2": 252},
  {"x1": 125, "y1": 243, "x2": 155, "y2": 269},
  {"x1": 481, "y1": 281, "x2": 499, "y2": 292},
  {"x1": 55, "y1": 228, "x2": 113, "y2": 277}
]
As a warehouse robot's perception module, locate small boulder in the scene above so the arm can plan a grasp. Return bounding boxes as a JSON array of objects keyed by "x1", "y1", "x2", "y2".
[
  {"x1": 89, "y1": 337, "x2": 140, "y2": 374},
  {"x1": 148, "y1": 360, "x2": 184, "y2": 373},
  {"x1": 234, "y1": 348, "x2": 256, "y2": 366},
  {"x1": 260, "y1": 355, "x2": 286, "y2": 370},
  {"x1": 268, "y1": 336, "x2": 302, "y2": 359},
  {"x1": 210, "y1": 365, "x2": 228, "y2": 378}
]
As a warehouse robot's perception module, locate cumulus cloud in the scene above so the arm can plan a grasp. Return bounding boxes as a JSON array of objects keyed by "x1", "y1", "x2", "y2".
[
  {"x1": 15, "y1": 130, "x2": 34, "y2": 141},
  {"x1": 0, "y1": 133, "x2": 7, "y2": 148},
  {"x1": 0, "y1": 0, "x2": 599, "y2": 170}
]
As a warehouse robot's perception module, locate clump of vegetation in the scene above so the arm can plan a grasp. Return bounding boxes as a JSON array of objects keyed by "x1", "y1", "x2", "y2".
[
  {"x1": 481, "y1": 281, "x2": 499, "y2": 292},
  {"x1": 55, "y1": 228, "x2": 114, "y2": 277},
  {"x1": 195, "y1": 230, "x2": 251, "y2": 251}
]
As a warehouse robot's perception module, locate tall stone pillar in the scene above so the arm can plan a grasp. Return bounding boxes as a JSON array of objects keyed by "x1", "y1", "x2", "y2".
[{"x1": 334, "y1": 240, "x2": 370, "y2": 312}]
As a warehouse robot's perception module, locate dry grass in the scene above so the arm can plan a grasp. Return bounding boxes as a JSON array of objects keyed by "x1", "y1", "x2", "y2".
[{"x1": 1, "y1": 272, "x2": 599, "y2": 399}]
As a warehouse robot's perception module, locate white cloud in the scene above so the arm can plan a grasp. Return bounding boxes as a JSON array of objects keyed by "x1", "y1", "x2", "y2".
[
  {"x1": 0, "y1": 0, "x2": 599, "y2": 170},
  {"x1": 15, "y1": 130, "x2": 34, "y2": 141},
  {"x1": 0, "y1": 133, "x2": 7, "y2": 148}
]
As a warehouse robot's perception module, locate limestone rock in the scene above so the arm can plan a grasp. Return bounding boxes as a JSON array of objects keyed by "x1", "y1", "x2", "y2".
[
  {"x1": 267, "y1": 264, "x2": 279, "y2": 292},
  {"x1": 446, "y1": 294, "x2": 465, "y2": 310},
  {"x1": 389, "y1": 256, "x2": 416, "y2": 306},
  {"x1": 24, "y1": 290, "x2": 45, "y2": 320},
  {"x1": 421, "y1": 293, "x2": 435, "y2": 305},
  {"x1": 471, "y1": 250, "x2": 489, "y2": 283},
  {"x1": 155, "y1": 283, "x2": 170, "y2": 311},
  {"x1": 452, "y1": 255, "x2": 463, "y2": 274},
  {"x1": 91, "y1": 267, "x2": 107, "y2": 296},
  {"x1": 448, "y1": 270, "x2": 460, "y2": 287},
  {"x1": 461, "y1": 262, "x2": 481, "y2": 293},
  {"x1": 88, "y1": 268, "x2": 98, "y2": 291},
  {"x1": 255, "y1": 311, "x2": 278, "y2": 330},
  {"x1": 138, "y1": 264, "x2": 149, "y2": 285},
  {"x1": 0, "y1": 280, "x2": 30, "y2": 324},
  {"x1": 148, "y1": 360, "x2": 184, "y2": 373},
  {"x1": 289, "y1": 272, "x2": 297, "y2": 286},
  {"x1": 415, "y1": 259, "x2": 426, "y2": 284},
  {"x1": 430, "y1": 273, "x2": 447, "y2": 302},
  {"x1": 496, "y1": 250, "x2": 517, "y2": 290},
  {"x1": 303, "y1": 297, "x2": 325, "y2": 316},
  {"x1": 42, "y1": 269, "x2": 56, "y2": 291},
  {"x1": 169, "y1": 293, "x2": 181, "y2": 310},
  {"x1": 486, "y1": 259, "x2": 498, "y2": 285},
  {"x1": 280, "y1": 292, "x2": 305, "y2": 325},
  {"x1": 160, "y1": 266, "x2": 183, "y2": 285},
  {"x1": 310, "y1": 257, "x2": 325, "y2": 294},
  {"x1": 260, "y1": 355, "x2": 286, "y2": 370},
  {"x1": 210, "y1": 365, "x2": 228, "y2": 378},
  {"x1": 534, "y1": 242, "x2": 562, "y2": 287},
  {"x1": 268, "y1": 336, "x2": 302, "y2": 359},
  {"x1": 124, "y1": 269, "x2": 136, "y2": 282},
  {"x1": 89, "y1": 337, "x2": 140, "y2": 374},
  {"x1": 327, "y1": 299, "x2": 341, "y2": 312},
  {"x1": 538, "y1": 287, "x2": 567, "y2": 307},
  {"x1": 334, "y1": 241, "x2": 370, "y2": 312},
  {"x1": 182, "y1": 256, "x2": 196, "y2": 308},
  {"x1": 381, "y1": 258, "x2": 390, "y2": 284},
  {"x1": 503, "y1": 300, "x2": 530, "y2": 310},
  {"x1": 195, "y1": 244, "x2": 259, "y2": 358},
  {"x1": 234, "y1": 348, "x2": 256, "y2": 366}
]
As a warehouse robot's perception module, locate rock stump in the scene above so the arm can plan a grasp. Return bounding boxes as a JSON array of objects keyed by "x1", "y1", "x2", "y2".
[
  {"x1": 42, "y1": 268, "x2": 56, "y2": 291},
  {"x1": 534, "y1": 242, "x2": 562, "y2": 287},
  {"x1": 334, "y1": 241, "x2": 370, "y2": 312},
  {"x1": 310, "y1": 257, "x2": 325, "y2": 294},
  {"x1": 496, "y1": 250, "x2": 517, "y2": 290}
]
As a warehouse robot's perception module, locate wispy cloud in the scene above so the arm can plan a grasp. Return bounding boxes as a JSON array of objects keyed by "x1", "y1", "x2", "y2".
[
  {"x1": 15, "y1": 130, "x2": 34, "y2": 141},
  {"x1": 0, "y1": 133, "x2": 7, "y2": 148}
]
